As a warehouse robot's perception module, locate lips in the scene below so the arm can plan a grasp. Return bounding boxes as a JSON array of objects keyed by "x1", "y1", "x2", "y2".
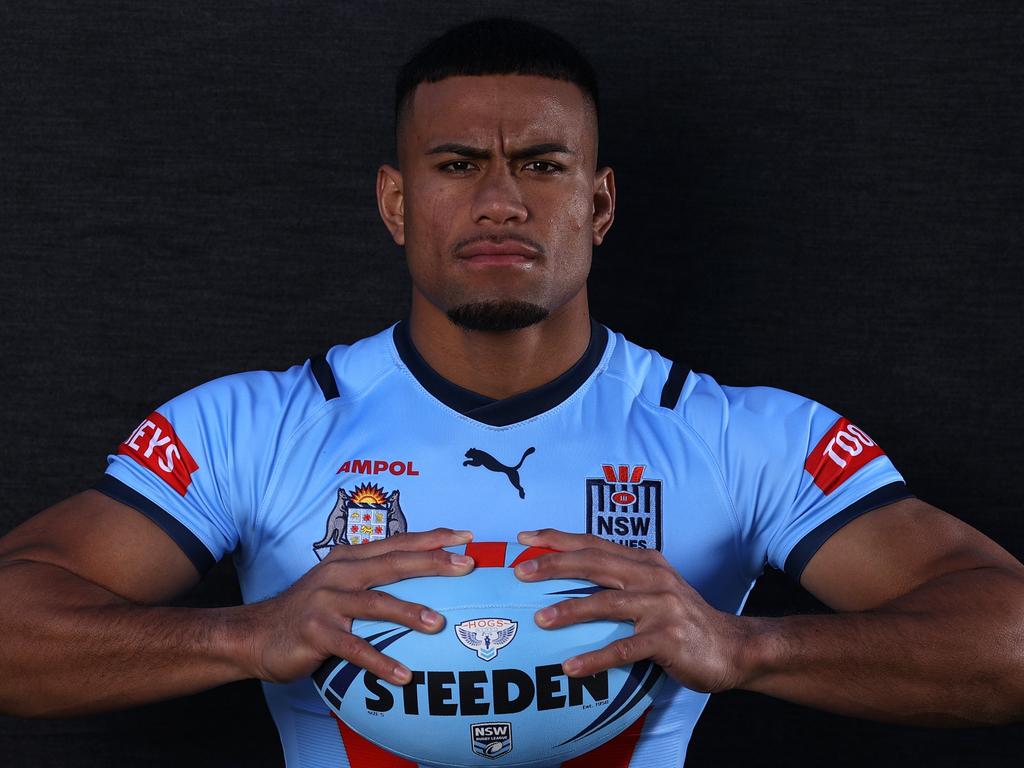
[
  {"x1": 456, "y1": 241, "x2": 536, "y2": 260},
  {"x1": 457, "y1": 240, "x2": 541, "y2": 261}
]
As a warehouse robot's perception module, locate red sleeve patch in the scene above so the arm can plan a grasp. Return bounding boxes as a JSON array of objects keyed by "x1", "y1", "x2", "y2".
[
  {"x1": 118, "y1": 412, "x2": 200, "y2": 496},
  {"x1": 804, "y1": 417, "x2": 885, "y2": 495}
]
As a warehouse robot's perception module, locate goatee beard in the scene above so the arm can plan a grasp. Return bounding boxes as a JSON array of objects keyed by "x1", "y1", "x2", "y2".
[{"x1": 447, "y1": 300, "x2": 549, "y2": 332}]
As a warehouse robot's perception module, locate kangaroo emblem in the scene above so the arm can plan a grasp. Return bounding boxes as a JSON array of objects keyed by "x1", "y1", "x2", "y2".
[
  {"x1": 312, "y1": 485, "x2": 407, "y2": 559},
  {"x1": 463, "y1": 447, "x2": 536, "y2": 499}
]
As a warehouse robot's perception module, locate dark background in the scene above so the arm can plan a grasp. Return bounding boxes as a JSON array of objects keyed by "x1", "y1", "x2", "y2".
[{"x1": 2, "y1": 1, "x2": 1022, "y2": 765}]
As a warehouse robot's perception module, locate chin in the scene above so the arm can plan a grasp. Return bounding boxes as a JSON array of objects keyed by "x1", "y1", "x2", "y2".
[{"x1": 446, "y1": 301, "x2": 550, "y2": 332}]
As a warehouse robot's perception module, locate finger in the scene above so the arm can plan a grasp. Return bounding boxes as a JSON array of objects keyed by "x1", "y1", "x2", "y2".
[
  {"x1": 533, "y1": 589, "x2": 656, "y2": 629},
  {"x1": 560, "y1": 634, "x2": 655, "y2": 678},
  {"x1": 325, "y1": 527, "x2": 472, "y2": 563},
  {"x1": 325, "y1": 629, "x2": 416, "y2": 686},
  {"x1": 514, "y1": 547, "x2": 665, "y2": 590},
  {"x1": 344, "y1": 588, "x2": 448, "y2": 634},
  {"x1": 338, "y1": 547, "x2": 475, "y2": 589},
  {"x1": 518, "y1": 529, "x2": 653, "y2": 562}
]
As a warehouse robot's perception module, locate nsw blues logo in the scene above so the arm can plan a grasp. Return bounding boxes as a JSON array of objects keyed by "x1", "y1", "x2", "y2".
[
  {"x1": 455, "y1": 618, "x2": 518, "y2": 661},
  {"x1": 586, "y1": 464, "x2": 663, "y2": 551},
  {"x1": 312, "y1": 483, "x2": 408, "y2": 560}
]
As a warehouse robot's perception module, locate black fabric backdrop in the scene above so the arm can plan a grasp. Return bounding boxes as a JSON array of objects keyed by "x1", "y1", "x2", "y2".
[{"x1": 2, "y1": 1, "x2": 1022, "y2": 765}]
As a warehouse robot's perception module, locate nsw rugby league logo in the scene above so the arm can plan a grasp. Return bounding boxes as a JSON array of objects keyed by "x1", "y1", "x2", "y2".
[
  {"x1": 471, "y1": 722, "x2": 513, "y2": 760},
  {"x1": 312, "y1": 483, "x2": 407, "y2": 560}
]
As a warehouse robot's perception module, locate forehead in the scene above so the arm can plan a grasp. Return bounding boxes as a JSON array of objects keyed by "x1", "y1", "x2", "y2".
[{"x1": 402, "y1": 74, "x2": 596, "y2": 152}]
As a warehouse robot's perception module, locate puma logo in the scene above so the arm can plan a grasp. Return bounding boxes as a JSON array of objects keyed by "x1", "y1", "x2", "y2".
[{"x1": 463, "y1": 447, "x2": 536, "y2": 499}]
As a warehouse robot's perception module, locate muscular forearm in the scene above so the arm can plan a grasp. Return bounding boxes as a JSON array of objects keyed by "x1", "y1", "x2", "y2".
[
  {"x1": 0, "y1": 559, "x2": 253, "y2": 718},
  {"x1": 739, "y1": 566, "x2": 1024, "y2": 726},
  {"x1": 0, "y1": 528, "x2": 474, "y2": 718}
]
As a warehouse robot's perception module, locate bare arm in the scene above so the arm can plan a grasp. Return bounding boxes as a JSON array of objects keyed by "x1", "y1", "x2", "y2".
[
  {"x1": 0, "y1": 490, "x2": 238, "y2": 717},
  {"x1": 514, "y1": 499, "x2": 1024, "y2": 726},
  {"x1": 0, "y1": 490, "x2": 473, "y2": 718},
  {"x1": 738, "y1": 497, "x2": 1024, "y2": 725}
]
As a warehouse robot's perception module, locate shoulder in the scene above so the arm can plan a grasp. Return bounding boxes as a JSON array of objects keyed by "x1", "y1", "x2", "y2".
[
  {"x1": 678, "y1": 372, "x2": 834, "y2": 440},
  {"x1": 601, "y1": 327, "x2": 839, "y2": 451},
  {"x1": 602, "y1": 326, "x2": 824, "y2": 419},
  {"x1": 317, "y1": 324, "x2": 404, "y2": 403},
  {"x1": 598, "y1": 326, "x2": 677, "y2": 405},
  {"x1": 162, "y1": 324, "x2": 399, "y2": 427}
]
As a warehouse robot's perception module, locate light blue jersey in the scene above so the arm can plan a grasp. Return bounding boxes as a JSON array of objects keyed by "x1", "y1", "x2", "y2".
[{"x1": 97, "y1": 320, "x2": 911, "y2": 767}]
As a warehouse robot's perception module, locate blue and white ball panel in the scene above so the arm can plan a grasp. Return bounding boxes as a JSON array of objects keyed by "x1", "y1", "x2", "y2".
[{"x1": 312, "y1": 542, "x2": 664, "y2": 767}]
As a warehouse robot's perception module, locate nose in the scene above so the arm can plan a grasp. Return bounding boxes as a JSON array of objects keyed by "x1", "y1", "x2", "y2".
[{"x1": 471, "y1": 164, "x2": 528, "y2": 225}]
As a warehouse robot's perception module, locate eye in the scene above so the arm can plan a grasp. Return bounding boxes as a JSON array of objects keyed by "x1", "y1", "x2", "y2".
[
  {"x1": 439, "y1": 160, "x2": 476, "y2": 173},
  {"x1": 524, "y1": 160, "x2": 562, "y2": 173}
]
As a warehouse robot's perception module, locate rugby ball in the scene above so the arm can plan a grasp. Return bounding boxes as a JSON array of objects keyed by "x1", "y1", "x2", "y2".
[{"x1": 312, "y1": 541, "x2": 663, "y2": 767}]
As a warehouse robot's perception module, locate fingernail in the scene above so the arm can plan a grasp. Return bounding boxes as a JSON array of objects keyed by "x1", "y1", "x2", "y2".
[
  {"x1": 563, "y1": 657, "x2": 582, "y2": 675},
  {"x1": 536, "y1": 606, "x2": 556, "y2": 625},
  {"x1": 421, "y1": 609, "x2": 442, "y2": 626},
  {"x1": 519, "y1": 529, "x2": 539, "y2": 539},
  {"x1": 450, "y1": 554, "x2": 474, "y2": 566},
  {"x1": 393, "y1": 663, "x2": 412, "y2": 683},
  {"x1": 453, "y1": 530, "x2": 473, "y2": 540},
  {"x1": 516, "y1": 559, "x2": 538, "y2": 576}
]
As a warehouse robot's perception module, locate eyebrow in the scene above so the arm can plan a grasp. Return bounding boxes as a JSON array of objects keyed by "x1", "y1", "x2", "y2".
[{"x1": 425, "y1": 142, "x2": 575, "y2": 161}]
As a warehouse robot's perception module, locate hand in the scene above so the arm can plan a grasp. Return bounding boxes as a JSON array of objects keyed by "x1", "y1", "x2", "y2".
[
  {"x1": 243, "y1": 528, "x2": 475, "y2": 686},
  {"x1": 514, "y1": 529, "x2": 751, "y2": 693}
]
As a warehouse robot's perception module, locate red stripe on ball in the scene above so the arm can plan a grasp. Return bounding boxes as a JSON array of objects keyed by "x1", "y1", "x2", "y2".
[
  {"x1": 509, "y1": 545, "x2": 557, "y2": 568},
  {"x1": 464, "y1": 541, "x2": 508, "y2": 567}
]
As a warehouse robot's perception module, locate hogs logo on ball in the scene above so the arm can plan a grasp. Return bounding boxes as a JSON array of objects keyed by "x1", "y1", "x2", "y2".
[{"x1": 455, "y1": 618, "x2": 518, "y2": 661}]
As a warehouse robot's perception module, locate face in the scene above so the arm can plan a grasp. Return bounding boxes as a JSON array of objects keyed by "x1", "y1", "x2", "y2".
[{"x1": 378, "y1": 74, "x2": 615, "y2": 331}]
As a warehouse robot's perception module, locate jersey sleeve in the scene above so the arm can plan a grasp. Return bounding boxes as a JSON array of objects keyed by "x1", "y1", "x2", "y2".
[
  {"x1": 678, "y1": 372, "x2": 913, "y2": 581},
  {"x1": 95, "y1": 361, "x2": 329, "y2": 575}
]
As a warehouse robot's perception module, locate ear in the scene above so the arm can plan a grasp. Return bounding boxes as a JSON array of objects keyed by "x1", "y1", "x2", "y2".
[
  {"x1": 377, "y1": 164, "x2": 405, "y2": 246},
  {"x1": 592, "y1": 166, "x2": 616, "y2": 245}
]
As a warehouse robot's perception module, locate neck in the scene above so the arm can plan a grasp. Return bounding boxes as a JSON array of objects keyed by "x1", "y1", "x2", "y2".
[{"x1": 408, "y1": 291, "x2": 592, "y2": 400}]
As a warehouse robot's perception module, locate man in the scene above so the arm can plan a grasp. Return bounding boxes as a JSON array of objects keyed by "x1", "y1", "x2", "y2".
[{"x1": 0, "y1": 16, "x2": 1021, "y2": 768}]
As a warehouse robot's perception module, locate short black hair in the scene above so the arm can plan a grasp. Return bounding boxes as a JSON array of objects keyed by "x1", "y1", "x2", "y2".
[{"x1": 394, "y1": 18, "x2": 599, "y2": 137}]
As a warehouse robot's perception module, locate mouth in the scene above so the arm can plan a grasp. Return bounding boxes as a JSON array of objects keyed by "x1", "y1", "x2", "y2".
[
  {"x1": 456, "y1": 238, "x2": 542, "y2": 266},
  {"x1": 461, "y1": 253, "x2": 533, "y2": 266}
]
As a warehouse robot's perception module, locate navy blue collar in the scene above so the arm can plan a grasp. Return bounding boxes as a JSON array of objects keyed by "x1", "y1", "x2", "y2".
[{"x1": 393, "y1": 318, "x2": 608, "y2": 427}]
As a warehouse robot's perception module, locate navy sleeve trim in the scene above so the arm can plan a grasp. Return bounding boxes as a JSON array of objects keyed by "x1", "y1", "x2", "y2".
[
  {"x1": 93, "y1": 475, "x2": 217, "y2": 576},
  {"x1": 783, "y1": 481, "x2": 915, "y2": 582},
  {"x1": 311, "y1": 353, "x2": 340, "y2": 401},
  {"x1": 659, "y1": 361, "x2": 688, "y2": 409}
]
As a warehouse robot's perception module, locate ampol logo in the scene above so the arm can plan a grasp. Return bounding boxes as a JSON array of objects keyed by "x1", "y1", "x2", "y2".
[{"x1": 336, "y1": 459, "x2": 420, "y2": 476}]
